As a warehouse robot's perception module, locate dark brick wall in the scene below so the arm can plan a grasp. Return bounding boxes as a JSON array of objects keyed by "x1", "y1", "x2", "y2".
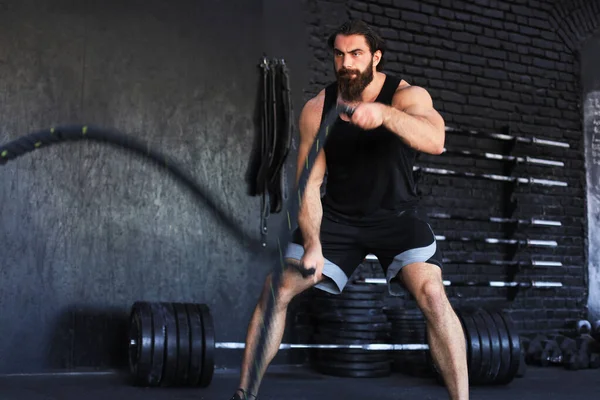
[{"x1": 302, "y1": 0, "x2": 594, "y2": 335}]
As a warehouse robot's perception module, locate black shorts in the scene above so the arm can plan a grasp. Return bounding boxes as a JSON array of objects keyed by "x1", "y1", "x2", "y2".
[{"x1": 284, "y1": 206, "x2": 443, "y2": 295}]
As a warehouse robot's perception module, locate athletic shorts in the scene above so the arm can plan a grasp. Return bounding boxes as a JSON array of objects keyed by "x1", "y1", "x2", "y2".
[{"x1": 284, "y1": 206, "x2": 443, "y2": 296}]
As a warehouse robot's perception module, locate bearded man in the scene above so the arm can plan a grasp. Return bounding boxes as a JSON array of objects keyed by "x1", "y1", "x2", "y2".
[{"x1": 229, "y1": 20, "x2": 469, "y2": 400}]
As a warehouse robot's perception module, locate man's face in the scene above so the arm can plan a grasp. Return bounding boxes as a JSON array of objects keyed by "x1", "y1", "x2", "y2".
[{"x1": 333, "y1": 34, "x2": 376, "y2": 102}]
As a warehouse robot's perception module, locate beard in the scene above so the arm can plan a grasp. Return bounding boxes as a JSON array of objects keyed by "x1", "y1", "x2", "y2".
[{"x1": 335, "y1": 59, "x2": 374, "y2": 102}]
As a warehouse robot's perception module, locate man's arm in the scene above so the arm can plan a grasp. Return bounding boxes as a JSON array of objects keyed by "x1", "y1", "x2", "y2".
[
  {"x1": 295, "y1": 94, "x2": 327, "y2": 250},
  {"x1": 349, "y1": 85, "x2": 446, "y2": 155}
]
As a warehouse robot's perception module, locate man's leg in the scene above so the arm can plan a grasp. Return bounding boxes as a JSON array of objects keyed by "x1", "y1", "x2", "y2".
[
  {"x1": 234, "y1": 265, "x2": 323, "y2": 399},
  {"x1": 400, "y1": 262, "x2": 469, "y2": 400}
]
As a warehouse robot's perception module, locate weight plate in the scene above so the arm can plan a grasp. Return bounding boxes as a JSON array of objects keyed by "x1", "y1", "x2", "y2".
[
  {"x1": 459, "y1": 312, "x2": 482, "y2": 384},
  {"x1": 472, "y1": 311, "x2": 492, "y2": 385},
  {"x1": 311, "y1": 308, "x2": 384, "y2": 316},
  {"x1": 317, "y1": 321, "x2": 392, "y2": 332},
  {"x1": 317, "y1": 350, "x2": 389, "y2": 363},
  {"x1": 128, "y1": 302, "x2": 154, "y2": 386},
  {"x1": 198, "y1": 304, "x2": 215, "y2": 387},
  {"x1": 343, "y1": 284, "x2": 386, "y2": 293},
  {"x1": 314, "y1": 363, "x2": 390, "y2": 378},
  {"x1": 172, "y1": 303, "x2": 191, "y2": 386},
  {"x1": 489, "y1": 310, "x2": 511, "y2": 385},
  {"x1": 313, "y1": 299, "x2": 384, "y2": 309},
  {"x1": 479, "y1": 310, "x2": 501, "y2": 384},
  {"x1": 160, "y1": 303, "x2": 179, "y2": 387},
  {"x1": 149, "y1": 302, "x2": 166, "y2": 386},
  {"x1": 499, "y1": 311, "x2": 521, "y2": 384},
  {"x1": 185, "y1": 303, "x2": 204, "y2": 386},
  {"x1": 315, "y1": 292, "x2": 384, "y2": 301},
  {"x1": 314, "y1": 312, "x2": 388, "y2": 324},
  {"x1": 316, "y1": 327, "x2": 389, "y2": 340},
  {"x1": 314, "y1": 359, "x2": 391, "y2": 370},
  {"x1": 312, "y1": 333, "x2": 385, "y2": 345}
]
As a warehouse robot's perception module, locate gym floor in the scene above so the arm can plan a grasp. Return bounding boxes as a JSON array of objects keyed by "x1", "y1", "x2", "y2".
[{"x1": 0, "y1": 365, "x2": 597, "y2": 400}]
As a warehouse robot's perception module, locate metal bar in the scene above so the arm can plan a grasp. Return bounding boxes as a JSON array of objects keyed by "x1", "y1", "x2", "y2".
[
  {"x1": 414, "y1": 166, "x2": 568, "y2": 187},
  {"x1": 435, "y1": 236, "x2": 558, "y2": 247},
  {"x1": 358, "y1": 278, "x2": 563, "y2": 288},
  {"x1": 365, "y1": 254, "x2": 562, "y2": 267},
  {"x1": 427, "y1": 213, "x2": 562, "y2": 227},
  {"x1": 441, "y1": 148, "x2": 564, "y2": 167},
  {"x1": 445, "y1": 126, "x2": 570, "y2": 148},
  {"x1": 215, "y1": 342, "x2": 430, "y2": 351}
]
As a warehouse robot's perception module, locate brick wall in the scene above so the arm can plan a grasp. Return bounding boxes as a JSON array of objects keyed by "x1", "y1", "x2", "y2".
[{"x1": 301, "y1": 0, "x2": 598, "y2": 335}]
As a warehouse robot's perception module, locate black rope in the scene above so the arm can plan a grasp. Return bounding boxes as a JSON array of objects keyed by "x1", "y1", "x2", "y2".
[
  {"x1": 244, "y1": 102, "x2": 354, "y2": 395},
  {"x1": 0, "y1": 125, "x2": 263, "y2": 251}
]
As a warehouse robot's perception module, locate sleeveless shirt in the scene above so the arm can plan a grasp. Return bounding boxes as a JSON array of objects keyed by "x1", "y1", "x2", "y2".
[{"x1": 320, "y1": 74, "x2": 421, "y2": 218}]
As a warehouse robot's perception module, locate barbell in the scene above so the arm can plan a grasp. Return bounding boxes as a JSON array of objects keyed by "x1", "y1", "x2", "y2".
[{"x1": 127, "y1": 300, "x2": 523, "y2": 388}]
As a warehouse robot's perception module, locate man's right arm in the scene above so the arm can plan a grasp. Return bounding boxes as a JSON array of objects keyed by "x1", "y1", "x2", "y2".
[{"x1": 295, "y1": 93, "x2": 327, "y2": 251}]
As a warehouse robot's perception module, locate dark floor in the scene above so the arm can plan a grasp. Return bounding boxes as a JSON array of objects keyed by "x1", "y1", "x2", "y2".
[{"x1": 0, "y1": 365, "x2": 598, "y2": 400}]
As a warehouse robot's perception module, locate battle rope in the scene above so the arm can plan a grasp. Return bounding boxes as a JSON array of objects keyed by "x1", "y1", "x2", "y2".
[
  {"x1": 244, "y1": 102, "x2": 354, "y2": 396},
  {"x1": 0, "y1": 125, "x2": 264, "y2": 251}
]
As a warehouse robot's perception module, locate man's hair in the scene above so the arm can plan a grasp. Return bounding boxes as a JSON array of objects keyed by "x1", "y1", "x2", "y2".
[{"x1": 327, "y1": 20, "x2": 386, "y2": 71}]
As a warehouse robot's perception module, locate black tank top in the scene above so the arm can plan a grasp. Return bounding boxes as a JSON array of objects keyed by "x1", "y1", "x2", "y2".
[{"x1": 320, "y1": 74, "x2": 420, "y2": 218}]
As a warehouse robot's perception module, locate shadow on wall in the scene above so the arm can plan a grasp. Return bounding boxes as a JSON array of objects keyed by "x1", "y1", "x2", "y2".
[{"x1": 46, "y1": 305, "x2": 130, "y2": 371}]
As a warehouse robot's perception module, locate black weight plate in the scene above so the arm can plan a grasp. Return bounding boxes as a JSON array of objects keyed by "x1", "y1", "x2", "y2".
[
  {"x1": 160, "y1": 303, "x2": 179, "y2": 387},
  {"x1": 128, "y1": 302, "x2": 154, "y2": 386},
  {"x1": 315, "y1": 313, "x2": 388, "y2": 324},
  {"x1": 314, "y1": 363, "x2": 390, "y2": 378},
  {"x1": 472, "y1": 311, "x2": 492, "y2": 385},
  {"x1": 316, "y1": 292, "x2": 383, "y2": 301},
  {"x1": 343, "y1": 284, "x2": 386, "y2": 293},
  {"x1": 318, "y1": 322, "x2": 392, "y2": 332},
  {"x1": 185, "y1": 303, "x2": 204, "y2": 386},
  {"x1": 198, "y1": 304, "x2": 215, "y2": 387},
  {"x1": 172, "y1": 303, "x2": 191, "y2": 386},
  {"x1": 313, "y1": 299, "x2": 384, "y2": 309},
  {"x1": 317, "y1": 350, "x2": 389, "y2": 363},
  {"x1": 499, "y1": 311, "x2": 521, "y2": 384},
  {"x1": 149, "y1": 302, "x2": 166, "y2": 386},
  {"x1": 311, "y1": 308, "x2": 384, "y2": 316},
  {"x1": 315, "y1": 359, "x2": 391, "y2": 370},
  {"x1": 479, "y1": 310, "x2": 501, "y2": 384},
  {"x1": 489, "y1": 310, "x2": 511, "y2": 385},
  {"x1": 313, "y1": 333, "x2": 385, "y2": 345},
  {"x1": 317, "y1": 327, "x2": 389, "y2": 340},
  {"x1": 459, "y1": 312, "x2": 482, "y2": 384}
]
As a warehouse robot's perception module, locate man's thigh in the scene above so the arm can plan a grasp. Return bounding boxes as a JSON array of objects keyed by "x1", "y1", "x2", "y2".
[
  {"x1": 364, "y1": 207, "x2": 444, "y2": 295},
  {"x1": 284, "y1": 214, "x2": 367, "y2": 294}
]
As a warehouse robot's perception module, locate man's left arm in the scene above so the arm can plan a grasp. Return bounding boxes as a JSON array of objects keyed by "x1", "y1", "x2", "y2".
[{"x1": 350, "y1": 86, "x2": 446, "y2": 155}]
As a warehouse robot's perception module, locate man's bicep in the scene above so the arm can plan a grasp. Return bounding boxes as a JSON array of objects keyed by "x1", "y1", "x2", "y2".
[{"x1": 394, "y1": 86, "x2": 445, "y2": 129}]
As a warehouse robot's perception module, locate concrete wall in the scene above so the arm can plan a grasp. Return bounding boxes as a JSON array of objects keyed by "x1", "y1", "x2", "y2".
[{"x1": 0, "y1": 0, "x2": 310, "y2": 374}]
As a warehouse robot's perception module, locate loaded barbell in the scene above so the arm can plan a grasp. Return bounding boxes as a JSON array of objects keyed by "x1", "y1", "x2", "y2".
[{"x1": 127, "y1": 300, "x2": 523, "y2": 388}]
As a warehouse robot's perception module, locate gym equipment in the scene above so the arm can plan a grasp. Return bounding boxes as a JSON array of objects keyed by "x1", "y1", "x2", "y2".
[
  {"x1": 128, "y1": 302, "x2": 522, "y2": 387},
  {"x1": 356, "y1": 278, "x2": 563, "y2": 289},
  {"x1": 427, "y1": 213, "x2": 562, "y2": 227},
  {"x1": 364, "y1": 254, "x2": 562, "y2": 267},
  {"x1": 445, "y1": 125, "x2": 570, "y2": 148},
  {"x1": 441, "y1": 147, "x2": 564, "y2": 167},
  {"x1": 414, "y1": 166, "x2": 568, "y2": 187}
]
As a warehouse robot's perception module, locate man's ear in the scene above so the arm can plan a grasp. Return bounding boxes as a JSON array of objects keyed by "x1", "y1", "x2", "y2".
[{"x1": 373, "y1": 50, "x2": 382, "y2": 68}]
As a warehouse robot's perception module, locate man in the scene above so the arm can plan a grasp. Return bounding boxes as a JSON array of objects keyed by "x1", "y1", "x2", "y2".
[{"x1": 230, "y1": 20, "x2": 468, "y2": 400}]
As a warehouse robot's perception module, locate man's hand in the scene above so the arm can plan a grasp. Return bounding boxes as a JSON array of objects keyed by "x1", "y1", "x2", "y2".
[
  {"x1": 346, "y1": 102, "x2": 386, "y2": 130},
  {"x1": 300, "y1": 244, "x2": 325, "y2": 284}
]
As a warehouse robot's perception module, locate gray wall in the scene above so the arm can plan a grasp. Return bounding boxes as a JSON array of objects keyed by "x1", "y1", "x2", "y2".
[
  {"x1": 582, "y1": 34, "x2": 600, "y2": 322},
  {"x1": 0, "y1": 0, "x2": 310, "y2": 374}
]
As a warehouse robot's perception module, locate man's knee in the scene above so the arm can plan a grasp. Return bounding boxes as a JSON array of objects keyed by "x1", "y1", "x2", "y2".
[
  {"x1": 410, "y1": 277, "x2": 448, "y2": 320},
  {"x1": 261, "y1": 268, "x2": 313, "y2": 307}
]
